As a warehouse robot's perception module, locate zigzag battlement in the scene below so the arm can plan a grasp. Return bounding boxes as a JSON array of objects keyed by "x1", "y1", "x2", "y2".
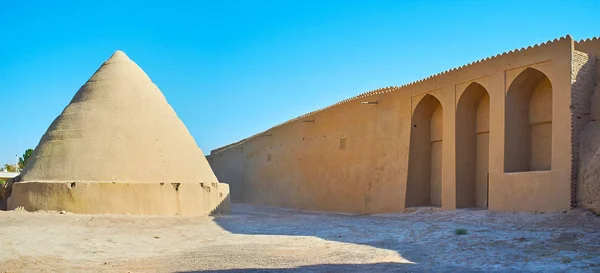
[
  {"x1": 574, "y1": 36, "x2": 600, "y2": 54},
  {"x1": 577, "y1": 36, "x2": 600, "y2": 43},
  {"x1": 210, "y1": 35, "x2": 575, "y2": 155}
]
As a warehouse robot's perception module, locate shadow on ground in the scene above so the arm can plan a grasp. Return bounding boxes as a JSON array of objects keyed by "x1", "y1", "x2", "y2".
[
  {"x1": 204, "y1": 204, "x2": 446, "y2": 272},
  {"x1": 201, "y1": 203, "x2": 600, "y2": 272},
  {"x1": 180, "y1": 262, "x2": 414, "y2": 272}
]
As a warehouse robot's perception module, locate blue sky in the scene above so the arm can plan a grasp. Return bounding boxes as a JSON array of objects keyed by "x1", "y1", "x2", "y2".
[{"x1": 0, "y1": 0, "x2": 599, "y2": 164}]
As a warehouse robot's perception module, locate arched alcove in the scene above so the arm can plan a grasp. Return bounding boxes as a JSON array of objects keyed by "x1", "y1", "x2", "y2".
[
  {"x1": 456, "y1": 83, "x2": 490, "y2": 208},
  {"x1": 406, "y1": 94, "x2": 443, "y2": 207},
  {"x1": 504, "y1": 68, "x2": 553, "y2": 172}
]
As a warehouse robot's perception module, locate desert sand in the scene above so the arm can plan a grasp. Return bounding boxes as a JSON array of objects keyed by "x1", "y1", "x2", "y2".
[{"x1": 1, "y1": 204, "x2": 599, "y2": 272}]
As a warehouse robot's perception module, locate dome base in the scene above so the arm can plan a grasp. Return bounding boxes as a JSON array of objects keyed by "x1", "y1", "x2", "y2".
[{"x1": 8, "y1": 181, "x2": 230, "y2": 215}]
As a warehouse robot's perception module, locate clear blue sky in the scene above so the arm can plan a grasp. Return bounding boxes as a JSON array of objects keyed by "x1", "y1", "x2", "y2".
[{"x1": 1, "y1": 0, "x2": 599, "y2": 164}]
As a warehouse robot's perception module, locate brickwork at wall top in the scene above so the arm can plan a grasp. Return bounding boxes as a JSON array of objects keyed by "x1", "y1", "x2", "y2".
[{"x1": 211, "y1": 35, "x2": 579, "y2": 155}]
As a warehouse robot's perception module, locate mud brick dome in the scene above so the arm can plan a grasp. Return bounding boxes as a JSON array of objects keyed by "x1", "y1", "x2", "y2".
[{"x1": 8, "y1": 50, "x2": 230, "y2": 215}]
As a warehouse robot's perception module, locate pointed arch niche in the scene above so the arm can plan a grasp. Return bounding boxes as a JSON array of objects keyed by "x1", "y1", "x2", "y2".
[
  {"x1": 406, "y1": 94, "x2": 443, "y2": 207},
  {"x1": 456, "y1": 83, "x2": 490, "y2": 208},
  {"x1": 504, "y1": 68, "x2": 553, "y2": 173}
]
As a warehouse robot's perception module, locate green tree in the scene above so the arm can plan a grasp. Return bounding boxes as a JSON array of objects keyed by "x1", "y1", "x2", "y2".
[
  {"x1": 18, "y1": 149, "x2": 33, "y2": 172},
  {"x1": 3, "y1": 164, "x2": 16, "y2": 172}
]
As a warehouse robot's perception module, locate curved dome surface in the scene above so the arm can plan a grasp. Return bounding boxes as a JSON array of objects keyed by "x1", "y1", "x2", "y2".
[{"x1": 21, "y1": 50, "x2": 218, "y2": 184}]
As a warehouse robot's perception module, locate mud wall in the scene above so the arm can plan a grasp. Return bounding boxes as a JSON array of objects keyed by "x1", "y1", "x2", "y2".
[
  {"x1": 574, "y1": 39, "x2": 600, "y2": 213},
  {"x1": 206, "y1": 147, "x2": 245, "y2": 202},
  {"x1": 228, "y1": 89, "x2": 413, "y2": 214},
  {"x1": 210, "y1": 36, "x2": 577, "y2": 214}
]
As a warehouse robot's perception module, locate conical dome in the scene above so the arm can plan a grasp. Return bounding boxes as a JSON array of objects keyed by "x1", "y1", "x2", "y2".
[
  {"x1": 21, "y1": 50, "x2": 217, "y2": 184},
  {"x1": 8, "y1": 51, "x2": 229, "y2": 215}
]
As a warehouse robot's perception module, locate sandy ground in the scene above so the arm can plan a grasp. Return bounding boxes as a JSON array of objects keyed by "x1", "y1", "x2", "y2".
[{"x1": 1, "y1": 204, "x2": 599, "y2": 272}]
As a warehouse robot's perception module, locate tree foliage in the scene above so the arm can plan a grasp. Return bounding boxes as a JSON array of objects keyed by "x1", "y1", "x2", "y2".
[
  {"x1": 18, "y1": 149, "x2": 33, "y2": 172},
  {"x1": 2, "y1": 164, "x2": 16, "y2": 172}
]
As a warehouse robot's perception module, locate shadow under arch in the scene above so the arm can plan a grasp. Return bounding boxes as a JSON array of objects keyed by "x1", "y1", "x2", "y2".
[
  {"x1": 406, "y1": 94, "x2": 443, "y2": 207},
  {"x1": 504, "y1": 67, "x2": 553, "y2": 173},
  {"x1": 456, "y1": 82, "x2": 490, "y2": 208}
]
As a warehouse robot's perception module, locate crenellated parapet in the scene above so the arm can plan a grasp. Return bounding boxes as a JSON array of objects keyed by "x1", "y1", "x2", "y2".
[
  {"x1": 575, "y1": 36, "x2": 600, "y2": 55},
  {"x1": 210, "y1": 35, "x2": 575, "y2": 155}
]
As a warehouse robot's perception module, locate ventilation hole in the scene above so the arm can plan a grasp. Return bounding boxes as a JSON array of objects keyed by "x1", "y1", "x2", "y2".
[
  {"x1": 160, "y1": 183, "x2": 164, "y2": 186},
  {"x1": 171, "y1": 183, "x2": 180, "y2": 191},
  {"x1": 339, "y1": 138, "x2": 347, "y2": 149},
  {"x1": 70, "y1": 182, "x2": 76, "y2": 188}
]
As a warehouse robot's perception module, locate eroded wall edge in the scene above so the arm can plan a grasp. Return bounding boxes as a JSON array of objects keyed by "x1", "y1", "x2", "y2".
[{"x1": 571, "y1": 49, "x2": 597, "y2": 208}]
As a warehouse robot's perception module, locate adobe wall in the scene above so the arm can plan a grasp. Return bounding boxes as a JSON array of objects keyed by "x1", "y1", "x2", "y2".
[
  {"x1": 574, "y1": 38, "x2": 600, "y2": 214},
  {"x1": 570, "y1": 50, "x2": 596, "y2": 208},
  {"x1": 220, "y1": 88, "x2": 413, "y2": 214},
  {"x1": 206, "y1": 148, "x2": 245, "y2": 202},
  {"x1": 575, "y1": 38, "x2": 600, "y2": 56},
  {"x1": 209, "y1": 36, "x2": 576, "y2": 214}
]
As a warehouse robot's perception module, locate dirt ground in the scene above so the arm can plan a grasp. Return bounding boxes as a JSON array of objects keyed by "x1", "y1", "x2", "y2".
[{"x1": 1, "y1": 204, "x2": 599, "y2": 272}]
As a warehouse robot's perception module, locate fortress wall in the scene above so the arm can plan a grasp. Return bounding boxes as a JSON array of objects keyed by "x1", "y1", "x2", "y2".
[
  {"x1": 488, "y1": 41, "x2": 572, "y2": 212},
  {"x1": 210, "y1": 36, "x2": 575, "y2": 213},
  {"x1": 575, "y1": 37, "x2": 600, "y2": 55},
  {"x1": 223, "y1": 89, "x2": 412, "y2": 214}
]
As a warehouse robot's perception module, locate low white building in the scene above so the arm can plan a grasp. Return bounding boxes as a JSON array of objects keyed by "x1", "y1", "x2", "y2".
[{"x1": 0, "y1": 172, "x2": 19, "y2": 180}]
